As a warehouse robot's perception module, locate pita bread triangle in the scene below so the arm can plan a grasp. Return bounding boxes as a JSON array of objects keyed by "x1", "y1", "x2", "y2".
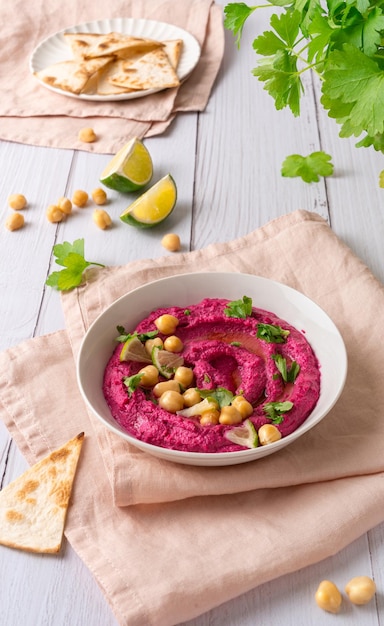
[
  {"x1": 64, "y1": 32, "x2": 162, "y2": 61},
  {"x1": 109, "y1": 47, "x2": 180, "y2": 91},
  {"x1": 0, "y1": 432, "x2": 84, "y2": 554}
]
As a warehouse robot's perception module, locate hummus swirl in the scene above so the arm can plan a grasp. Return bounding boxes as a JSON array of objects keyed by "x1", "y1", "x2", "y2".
[{"x1": 103, "y1": 298, "x2": 321, "y2": 453}]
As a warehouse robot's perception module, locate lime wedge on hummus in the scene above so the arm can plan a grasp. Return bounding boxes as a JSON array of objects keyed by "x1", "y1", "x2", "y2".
[
  {"x1": 177, "y1": 398, "x2": 219, "y2": 418},
  {"x1": 152, "y1": 346, "x2": 184, "y2": 378},
  {"x1": 224, "y1": 419, "x2": 259, "y2": 448},
  {"x1": 120, "y1": 336, "x2": 152, "y2": 363}
]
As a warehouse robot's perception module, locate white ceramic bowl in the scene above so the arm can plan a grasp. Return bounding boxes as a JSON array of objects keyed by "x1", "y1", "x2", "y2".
[{"x1": 76, "y1": 272, "x2": 347, "y2": 466}]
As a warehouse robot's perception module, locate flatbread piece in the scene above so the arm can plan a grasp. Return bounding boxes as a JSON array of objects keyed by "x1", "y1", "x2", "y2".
[
  {"x1": 109, "y1": 47, "x2": 180, "y2": 90},
  {"x1": 0, "y1": 432, "x2": 84, "y2": 553}
]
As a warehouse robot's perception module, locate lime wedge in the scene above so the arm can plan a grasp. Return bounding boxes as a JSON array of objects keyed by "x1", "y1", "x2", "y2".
[
  {"x1": 151, "y1": 346, "x2": 184, "y2": 378},
  {"x1": 120, "y1": 336, "x2": 152, "y2": 363},
  {"x1": 224, "y1": 419, "x2": 259, "y2": 448},
  {"x1": 177, "y1": 398, "x2": 219, "y2": 418},
  {"x1": 100, "y1": 138, "x2": 153, "y2": 193},
  {"x1": 120, "y1": 174, "x2": 177, "y2": 229}
]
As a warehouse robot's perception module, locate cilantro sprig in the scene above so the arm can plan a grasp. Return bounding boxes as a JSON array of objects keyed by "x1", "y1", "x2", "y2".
[
  {"x1": 224, "y1": 1, "x2": 384, "y2": 153},
  {"x1": 257, "y1": 322, "x2": 290, "y2": 343},
  {"x1": 272, "y1": 354, "x2": 300, "y2": 382},
  {"x1": 46, "y1": 239, "x2": 104, "y2": 291},
  {"x1": 115, "y1": 327, "x2": 159, "y2": 343},
  {"x1": 281, "y1": 152, "x2": 334, "y2": 183},
  {"x1": 123, "y1": 373, "x2": 144, "y2": 396},
  {"x1": 264, "y1": 400, "x2": 293, "y2": 423},
  {"x1": 224, "y1": 295, "x2": 253, "y2": 318},
  {"x1": 198, "y1": 387, "x2": 234, "y2": 408}
]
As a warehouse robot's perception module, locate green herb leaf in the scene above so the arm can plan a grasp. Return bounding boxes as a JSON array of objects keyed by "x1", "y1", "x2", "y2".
[
  {"x1": 115, "y1": 329, "x2": 158, "y2": 343},
  {"x1": 224, "y1": 295, "x2": 253, "y2": 318},
  {"x1": 123, "y1": 373, "x2": 144, "y2": 396},
  {"x1": 224, "y1": 2, "x2": 257, "y2": 48},
  {"x1": 264, "y1": 400, "x2": 293, "y2": 423},
  {"x1": 46, "y1": 239, "x2": 104, "y2": 291},
  {"x1": 257, "y1": 323, "x2": 290, "y2": 343},
  {"x1": 281, "y1": 151, "x2": 334, "y2": 182},
  {"x1": 272, "y1": 354, "x2": 300, "y2": 382},
  {"x1": 198, "y1": 387, "x2": 234, "y2": 408}
]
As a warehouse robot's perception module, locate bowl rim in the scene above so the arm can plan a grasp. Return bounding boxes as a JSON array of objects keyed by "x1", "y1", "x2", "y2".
[{"x1": 76, "y1": 271, "x2": 348, "y2": 463}]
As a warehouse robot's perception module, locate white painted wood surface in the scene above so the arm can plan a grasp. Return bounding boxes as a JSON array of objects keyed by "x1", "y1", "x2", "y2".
[{"x1": 1, "y1": 2, "x2": 384, "y2": 624}]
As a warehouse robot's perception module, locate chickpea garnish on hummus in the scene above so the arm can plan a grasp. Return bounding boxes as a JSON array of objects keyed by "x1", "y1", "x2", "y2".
[{"x1": 102, "y1": 297, "x2": 321, "y2": 453}]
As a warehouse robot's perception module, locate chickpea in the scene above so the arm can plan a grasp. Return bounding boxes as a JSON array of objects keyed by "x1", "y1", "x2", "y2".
[
  {"x1": 345, "y1": 576, "x2": 376, "y2": 605},
  {"x1": 92, "y1": 187, "x2": 107, "y2": 205},
  {"x1": 72, "y1": 189, "x2": 88, "y2": 207},
  {"x1": 153, "y1": 380, "x2": 181, "y2": 398},
  {"x1": 93, "y1": 208, "x2": 112, "y2": 230},
  {"x1": 154, "y1": 314, "x2": 179, "y2": 335},
  {"x1": 232, "y1": 396, "x2": 254, "y2": 419},
  {"x1": 200, "y1": 409, "x2": 220, "y2": 426},
  {"x1": 163, "y1": 335, "x2": 184, "y2": 353},
  {"x1": 182, "y1": 388, "x2": 201, "y2": 407},
  {"x1": 57, "y1": 196, "x2": 72, "y2": 215},
  {"x1": 161, "y1": 233, "x2": 181, "y2": 252},
  {"x1": 46, "y1": 204, "x2": 65, "y2": 223},
  {"x1": 219, "y1": 405, "x2": 243, "y2": 425},
  {"x1": 138, "y1": 365, "x2": 159, "y2": 387},
  {"x1": 258, "y1": 424, "x2": 282, "y2": 445},
  {"x1": 5, "y1": 212, "x2": 24, "y2": 231},
  {"x1": 158, "y1": 390, "x2": 184, "y2": 413},
  {"x1": 145, "y1": 337, "x2": 163, "y2": 355},
  {"x1": 78, "y1": 127, "x2": 97, "y2": 143},
  {"x1": 174, "y1": 366, "x2": 194, "y2": 388},
  {"x1": 8, "y1": 193, "x2": 27, "y2": 210},
  {"x1": 315, "y1": 580, "x2": 342, "y2": 614}
]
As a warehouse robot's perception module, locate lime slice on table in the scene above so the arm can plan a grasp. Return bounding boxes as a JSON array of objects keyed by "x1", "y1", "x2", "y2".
[
  {"x1": 224, "y1": 419, "x2": 259, "y2": 449},
  {"x1": 151, "y1": 346, "x2": 184, "y2": 379},
  {"x1": 120, "y1": 336, "x2": 152, "y2": 363},
  {"x1": 100, "y1": 138, "x2": 153, "y2": 193},
  {"x1": 120, "y1": 174, "x2": 177, "y2": 229}
]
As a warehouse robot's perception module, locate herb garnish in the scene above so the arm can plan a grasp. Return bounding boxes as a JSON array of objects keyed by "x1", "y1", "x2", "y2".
[
  {"x1": 224, "y1": 1, "x2": 384, "y2": 154},
  {"x1": 264, "y1": 400, "x2": 293, "y2": 423},
  {"x1": 116, "y1": 328, "x2": 158, "y2": 343},
  {"x1": 224, "y1": 295, "x2": 253, "y2": 318},
  {"x1": 46, "y1": 239, "x2": 104, "y2": 291},
  {"x1": 282, "y1": 152, "x2": 334, "y2": 183},
  {"x1": 123, "y1": 373, "x2": 144, "y2": 396},
  {"x1": 198, "y1": 387, "x2": 234, "y2": 408},
  {"x1": 257, "y1": 323, "x2": 290, "y2": 343},
  {"x1": 272, "y1": 354, "x2": 300, "y2": 383}
]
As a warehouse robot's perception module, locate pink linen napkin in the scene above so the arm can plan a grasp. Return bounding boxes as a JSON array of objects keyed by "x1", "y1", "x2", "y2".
[
  {"x1": 0, "y1": 0, "x2": 223, "y2": 153},
  {"x1": 1, "y1": 210, "x2": 384, "y2": 626}
]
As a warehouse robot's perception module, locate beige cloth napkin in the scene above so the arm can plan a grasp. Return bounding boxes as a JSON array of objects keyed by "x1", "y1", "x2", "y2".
[
  {"x1": 0, "y1": 0, "x2": 223, "y2": 153},
  {"x1": 1, "y1": 210, "x2": 384, "y2": 626}
]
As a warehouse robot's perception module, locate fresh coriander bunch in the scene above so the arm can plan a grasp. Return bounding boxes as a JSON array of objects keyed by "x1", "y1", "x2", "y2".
[{"x1": 224, "y1": 0, "x2": 384, "y2": 152}]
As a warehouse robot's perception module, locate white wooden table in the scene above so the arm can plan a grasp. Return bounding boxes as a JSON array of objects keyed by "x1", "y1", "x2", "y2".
[{"x1": 1, "y1": 3, "x2": 384, "y2": 625}]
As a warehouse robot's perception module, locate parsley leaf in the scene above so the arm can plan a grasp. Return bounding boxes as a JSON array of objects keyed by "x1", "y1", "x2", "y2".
[
  {"x1": 264, "y1": 400, "x2": 293, "y2": 423},
  {"x1": 272, "y1": 354, "x2": 300, "y2": 382},
  {"x1": 281, "y1": 151, "x2": 334, "y2": 182},
  {"x1": 198, "y1": 387, "x2": 234, "y2": 408},
  {"x1": 257, "y1": 323, "x2": 290, "y2": 343},
  {"x1": 46, "y1": 239, "x2": 104, "y2": 291},
  {"x1": 123, "y1": 373, "x2": 144, "y2": 396},
  {"x1": 224, "y1": 3, "x2": 257, "y2": 48},
  {"x1": 224, "y1": 295, "x2": 253, "y2": 318},
  {"x1": 224, "y1": 0, "x2": 384, "y2": 154},
  {"x1": 115, "y1": 329, "x2": 158, "y2": 343}
]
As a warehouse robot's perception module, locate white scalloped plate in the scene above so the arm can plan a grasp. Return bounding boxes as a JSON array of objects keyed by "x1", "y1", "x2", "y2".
[{"x1": 30, "y1": 18, "x2": 201, "y2": 101}]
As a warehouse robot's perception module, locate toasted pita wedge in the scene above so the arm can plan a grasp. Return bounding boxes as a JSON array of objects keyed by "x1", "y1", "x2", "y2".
[
  {"x1": 109, "y1": 47, "x2": 180, "y2": 91},
  {"x1": 35, "y1": 56, "x2": 113, "y2": 94},
  {"x1": 0, "y1": 433, "x2": 84, "y2": 554},
  {"x1": 64, "y1": 32, "x2": 162, "y2": 61},
  {"x1": 96, "y1": 60, "x2": 134, "y2": 95},
  {"x1": 163, "y1": 39, "x2": 183, "y2": 69}
]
